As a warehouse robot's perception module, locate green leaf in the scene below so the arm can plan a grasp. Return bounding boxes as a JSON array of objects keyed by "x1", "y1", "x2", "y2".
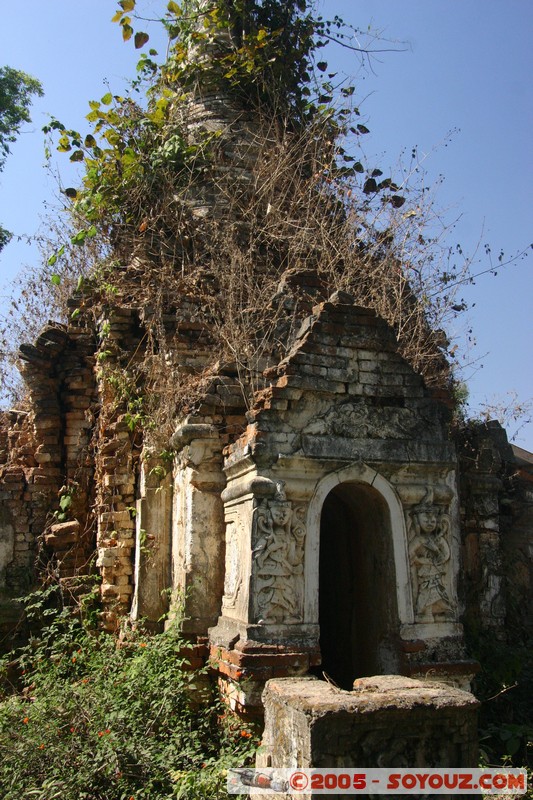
[
  {"x1": 135, "y1": 31, "x2": 150, "y2": 49},
  {"x1": 69, "y1": 149, "x2": 84, "y2": 162},
  {"x1": 104, "y1": 128, "x2": 120, "y2": 146},
  {"x1": 357, "y1": 124, "x2": 370, "y2": 134},
  {"x1": 167, "y1": 0, "x2": 181, "y2": 13},
  {"x1": 119, "y1": 0, "x2": 135, "y2": 11},
  {"x1": 59, "y1": 494, "x2": 72, "y2": 512},
  {"x1": 121, "y1": 150, "x2": 137, "y2": 166},
  {"x1": 101, "y1": 92, "x2": 113, "y2": 106},
  {"x1": 353, "y1": 162, "x2": 364, "y2": 173},
  {"x1": 71, "y1": 230, "x2": 88, "y2": 246},
  {"x1": 57, "y1": 134, "x2": 71, "y2": 152},
  {"x1": 122, "y1": 23, "x2": 134, "y2": 42},
  {"x1": 51, "y1": 273, "x2": 61, "y2": 286},
  {"x1": 316, "y1": 62, "x2": 327, "y2": 72},
  {"x1": 70, "y1": 308, "x2": 81, "y2": 320},
  {"x1": 84, "y1": 134, "x2": 97, "y2": 148}
]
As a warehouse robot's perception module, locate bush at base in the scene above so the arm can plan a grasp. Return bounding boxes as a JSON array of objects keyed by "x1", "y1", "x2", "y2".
[{"x1": 0, "y1": 589, "x2": 256, "y2": 800}]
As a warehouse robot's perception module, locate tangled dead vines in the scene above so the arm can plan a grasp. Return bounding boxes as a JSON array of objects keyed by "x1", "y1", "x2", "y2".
[{"x1": 3, "y1": 1, "x2": 472, "y2": 432}]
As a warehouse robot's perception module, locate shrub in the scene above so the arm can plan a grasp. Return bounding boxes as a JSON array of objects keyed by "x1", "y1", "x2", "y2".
[
  {"x1": 0, "y1": 589, "x2": 256, "y2": 799},
  {"x1": 468, "y1": 628, "x2": 533, "y2": 773}
]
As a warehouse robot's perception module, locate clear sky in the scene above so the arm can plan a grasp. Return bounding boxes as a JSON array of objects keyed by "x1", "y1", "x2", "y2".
[{"x1": 1, "y1": 1, "x2": 532, "y2": 448}]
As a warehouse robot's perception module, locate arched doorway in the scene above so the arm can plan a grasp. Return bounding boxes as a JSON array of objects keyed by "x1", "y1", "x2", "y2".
[{"x1": 317, "y1": 481, "x2": 400, "y2": 689}]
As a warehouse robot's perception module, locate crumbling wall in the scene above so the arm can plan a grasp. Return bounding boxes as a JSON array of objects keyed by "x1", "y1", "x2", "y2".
[
  {"x1": 0, "y1": 285, "x2": 259, "y2": 631},
  {"x1": 0, "y1": 287, "x2": 531, "y2": 705},
  {"x1": 0, "y1": 409, "x2": 34, "y2": 596},
  {"x1": 0, "y1": 321, "x2": 97, "y2": 597},
  {"x1": 503, "y1": 444, "x2": 533, "y2": 635},
  {"x1": 458, "y1": 421, "x2": 533, "y2": 641}
]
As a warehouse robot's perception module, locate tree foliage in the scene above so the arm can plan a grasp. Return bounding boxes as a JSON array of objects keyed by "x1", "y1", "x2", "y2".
[
  {"x1": 0, "y1": 66, "x2": 43, "y2": 252},
  {"x1": 45, "y1": 0, "x2": 406, "y2": 255}
]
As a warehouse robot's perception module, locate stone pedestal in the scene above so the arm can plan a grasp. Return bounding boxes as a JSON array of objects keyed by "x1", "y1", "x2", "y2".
[{"x1": 258, "y1": 676, "x2": 479, "y2": 799}]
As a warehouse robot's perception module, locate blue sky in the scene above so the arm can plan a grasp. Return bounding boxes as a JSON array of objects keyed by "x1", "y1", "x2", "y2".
[{"x1": 1, "y1": 1, "x2": 532, "y2": 447}]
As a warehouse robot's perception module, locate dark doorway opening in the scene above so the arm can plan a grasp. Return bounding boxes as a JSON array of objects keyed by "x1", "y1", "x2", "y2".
[{"x1": 316, "y1": 482, "x2": 399, "y2": 690}]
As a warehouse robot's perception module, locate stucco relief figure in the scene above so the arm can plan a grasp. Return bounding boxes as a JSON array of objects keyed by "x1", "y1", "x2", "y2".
[
  {"x1": 254, "y1": 483, "x2": 306, "y2": 624},
  {"x1": 408, "y1": 490, "x2": 453, "y2": 622},
  {"x1": 303, "y1": 401, "x2": 421, "y2": 440},
  {"x1": 222, "y1": 519, "x2": 242, "y2": 609}
]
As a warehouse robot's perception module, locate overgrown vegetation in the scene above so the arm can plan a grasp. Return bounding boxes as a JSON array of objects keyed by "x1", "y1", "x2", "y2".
[
  {"x1": 4, "y1": 0, "x2": 523, "y2": 415},
  {"x1": 466, "y1": 620, "x2": 533, "y2": 799},
  {"x1": 47, "y1": 0, "x2": 469, "y2": 437},
  {"x1": 461, "y1": 509, "x2": 533, "y2": 783},
  {"x1": 0, "y1": 586, "x2": 257, "y2": 799}
]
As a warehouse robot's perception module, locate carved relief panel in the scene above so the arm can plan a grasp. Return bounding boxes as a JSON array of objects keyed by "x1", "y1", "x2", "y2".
[
  {"x1": 406, "y1": 488, "x2": 455, "y2": 623},
  {"x1": 252, "y1": 482, "x2": 307, "y2": 625},
  {"x1": 222, "y1": 516, "x2": 243, "y2": 612}
]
